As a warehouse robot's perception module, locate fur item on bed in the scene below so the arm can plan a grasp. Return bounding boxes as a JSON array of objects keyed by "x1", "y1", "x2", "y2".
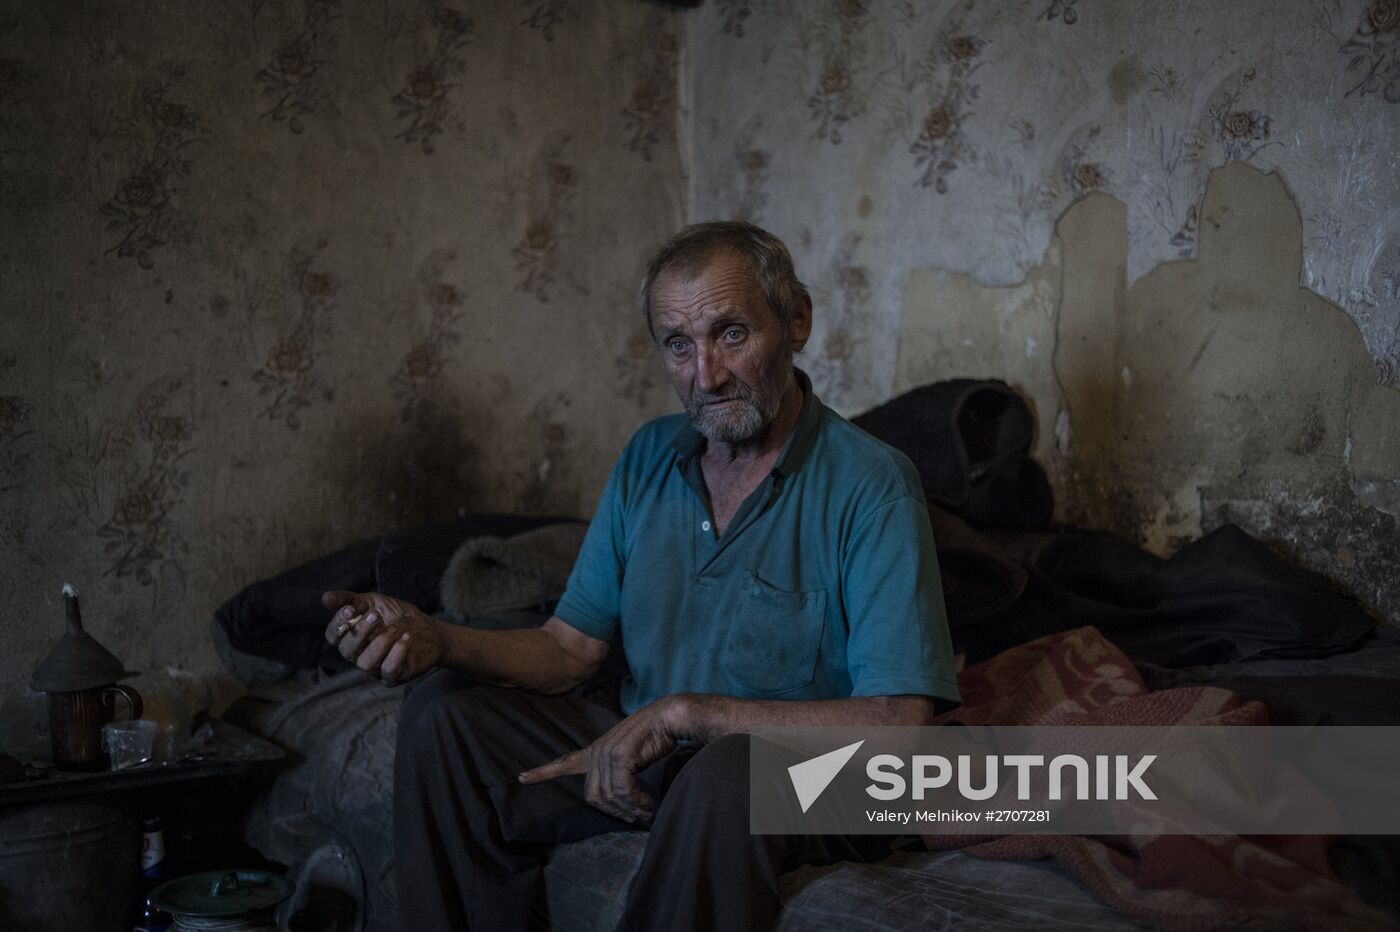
[{"x1": 439, "y1": 522, "x2": 589, "y2": 623}]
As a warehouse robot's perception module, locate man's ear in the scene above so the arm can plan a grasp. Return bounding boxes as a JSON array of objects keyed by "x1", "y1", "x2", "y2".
[{"x1": 789, "y1": 294, "x2": 814, "y2": 352}]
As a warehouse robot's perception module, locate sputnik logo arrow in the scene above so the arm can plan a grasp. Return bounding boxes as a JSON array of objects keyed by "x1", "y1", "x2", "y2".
[{"x1": 787, "y1": 740, "x2": 865, "y2": 813}]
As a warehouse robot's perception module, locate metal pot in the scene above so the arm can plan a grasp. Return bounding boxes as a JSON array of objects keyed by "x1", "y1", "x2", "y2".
[{"x1": 151, "y1": 870, "x2": 295, "y2": 931}]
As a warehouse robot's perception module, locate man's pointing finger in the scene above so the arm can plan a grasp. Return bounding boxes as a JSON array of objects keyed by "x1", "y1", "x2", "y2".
[{"x1": 518, "y1": 749, "x2": 587, "y2": 784}]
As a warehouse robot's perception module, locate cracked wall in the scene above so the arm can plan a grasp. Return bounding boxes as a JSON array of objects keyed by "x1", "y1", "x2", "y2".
[{"x1": 900, "y1": 163, "x2": 1400, "y2": 621}]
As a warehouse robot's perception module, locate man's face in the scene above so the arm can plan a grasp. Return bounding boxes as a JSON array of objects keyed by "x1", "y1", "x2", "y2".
[{"x1": 649, "y1": 250, "x2": 808, "y2": 445}]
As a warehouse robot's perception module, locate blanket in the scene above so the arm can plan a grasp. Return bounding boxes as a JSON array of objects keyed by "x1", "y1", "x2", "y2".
[
  {"x1": 212, "y1": 514, "x2": 576, "y2": 682},
  {"x1": 925, "y1": 626, "x2": 1394, "y2": 930}
]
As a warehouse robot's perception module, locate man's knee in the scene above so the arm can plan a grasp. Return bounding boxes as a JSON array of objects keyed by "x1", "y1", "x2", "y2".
[
  {"x1": 690, "y1": 732, "x2": 750, "y2": 772},
  {"x1": 397, "y1": 669, "x2": 485, "y2": 756},
  {"x1": 663, "y1": 733, "x2": 751, "y2": 811}
]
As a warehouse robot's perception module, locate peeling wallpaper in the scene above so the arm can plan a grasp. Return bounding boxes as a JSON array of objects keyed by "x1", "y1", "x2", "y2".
[
  {"x1": 690, "y1": 0, "x2": 1400, "y2": 403},
  {"x1": 896, "y1": 167, "x2": 1400, "y2": 619},
  {"x1": 0, "y1": 0, "x2": 684, "y2": 699},
  {"x1": 689, "y1": 0, "x2": 1400, "y2": 620}
]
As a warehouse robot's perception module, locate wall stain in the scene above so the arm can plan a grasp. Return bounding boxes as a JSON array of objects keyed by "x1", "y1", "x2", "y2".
[{"x1": 1107, "y1": 54, "x2": 1146, "y2": 106}]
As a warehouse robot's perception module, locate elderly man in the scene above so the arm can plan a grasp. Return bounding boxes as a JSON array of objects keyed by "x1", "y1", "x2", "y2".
[{"x1": 323, "y1": 221, "x2": 959, "y2": 932}]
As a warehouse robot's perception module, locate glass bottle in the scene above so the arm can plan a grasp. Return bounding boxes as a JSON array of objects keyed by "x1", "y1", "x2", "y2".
[{"x1": 133, "y1": 816, "x2": 172, "y2": 932}]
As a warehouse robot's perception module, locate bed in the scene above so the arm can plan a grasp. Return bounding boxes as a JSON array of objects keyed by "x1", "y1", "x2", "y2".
[{"x1": 214, "y1": 380, "x2": 1400, "y2": 931}]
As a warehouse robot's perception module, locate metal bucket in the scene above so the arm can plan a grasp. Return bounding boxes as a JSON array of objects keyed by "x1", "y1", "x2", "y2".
[{"x1": 0, "y1": 802, "x2": 140, "y2": 931}]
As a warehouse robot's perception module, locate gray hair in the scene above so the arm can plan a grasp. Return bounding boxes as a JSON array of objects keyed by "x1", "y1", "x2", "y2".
[{"x1": 640, "y1": 221, "x2": 810, "y2": 336}]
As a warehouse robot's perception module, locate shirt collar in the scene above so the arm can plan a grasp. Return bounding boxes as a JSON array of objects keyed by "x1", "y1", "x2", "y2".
[{"x1": 669, "y1": 368, "x2": 822, "y2": 479}]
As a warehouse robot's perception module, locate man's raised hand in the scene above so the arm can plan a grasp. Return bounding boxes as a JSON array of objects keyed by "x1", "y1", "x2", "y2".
[{"x1": 322, "y1": 590, "x2": 445, "y2": 687}]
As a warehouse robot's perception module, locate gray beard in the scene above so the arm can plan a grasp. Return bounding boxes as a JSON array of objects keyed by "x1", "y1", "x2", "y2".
[{"x1": 686, "y1": 373, "x2": 787, "y2": 444}]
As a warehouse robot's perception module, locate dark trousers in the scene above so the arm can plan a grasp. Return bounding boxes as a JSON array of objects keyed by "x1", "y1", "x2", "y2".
[{"x1": 394, "y1": 670, "x2": 892, "y2": 932}]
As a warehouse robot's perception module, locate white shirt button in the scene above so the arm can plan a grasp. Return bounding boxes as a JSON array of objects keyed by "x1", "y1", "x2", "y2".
[{"x1": 702, "y1": 520, "x2": 711, "y2": 532}]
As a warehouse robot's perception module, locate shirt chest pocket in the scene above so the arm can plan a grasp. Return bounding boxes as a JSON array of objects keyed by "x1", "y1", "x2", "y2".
[{"x1": 721, "y1": 572, "x2": 827, "y2": 696}]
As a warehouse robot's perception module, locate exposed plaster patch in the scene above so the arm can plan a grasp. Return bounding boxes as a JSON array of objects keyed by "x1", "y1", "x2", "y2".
[
  {"x1": 1055, "y1": 408, "x2": 1071, "y2": 456},
  {"x1": 1204, "y1": 480, "x2": 1399, "y2": 622},
  {"x1": 897, "y1": 163, "x2": 1399, "y2": 619},
  {"x1": 1140, "y1": 476, "x2": 1204, "y2": 557},
  {"x1": 1357, "y1": 480, "x2": 1400, "y2": 521}
]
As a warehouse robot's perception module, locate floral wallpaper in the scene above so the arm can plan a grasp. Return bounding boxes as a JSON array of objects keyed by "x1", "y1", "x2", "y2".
[
  {"x1": 689, "y1": 0, "x2": 1399, "y2": 619},
  {"x1": 691, "y1": 0, "x2": 1400, "y2": 401},
  {"x1": 0, "y1": 0, "x2": 683, "y2": 698},
  {"x1": 3, "y1": 0, "x2": 1397, "y2": 700}
]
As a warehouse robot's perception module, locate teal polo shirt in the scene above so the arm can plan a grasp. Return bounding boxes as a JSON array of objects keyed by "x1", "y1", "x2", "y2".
[{"x1": 555, "y1": 370, "x2": 960, "y2": 716}]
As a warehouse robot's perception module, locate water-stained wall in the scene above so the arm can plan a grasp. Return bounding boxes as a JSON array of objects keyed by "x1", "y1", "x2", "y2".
[
  {"x1": 689, "y1": 0, "x2": 1400, "y2": 620},
  {"x1": 901, "y1": 166, "x2": 1400, "y2": 619},
  {"x1": 0, "y1": 1, "x2": 684, "y2": 698}
]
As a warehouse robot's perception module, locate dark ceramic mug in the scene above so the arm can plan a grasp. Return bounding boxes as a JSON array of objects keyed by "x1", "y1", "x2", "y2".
[{"x1": 46, "y1": 684, "x2": 143, "y2": 770}]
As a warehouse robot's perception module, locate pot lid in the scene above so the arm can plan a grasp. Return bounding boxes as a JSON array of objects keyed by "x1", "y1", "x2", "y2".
[
  {"x1": 29, "y1": 584, "x2": 133, "y2": 693},
  {"x1": 151, "y1": 870, "x2": 295, "y2": 917}
]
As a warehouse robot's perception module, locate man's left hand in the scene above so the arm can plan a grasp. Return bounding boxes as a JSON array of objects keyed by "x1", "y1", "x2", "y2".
[
  {"x1": 322, "y1": 590, "x2": 445, "y2": 687},
  {"x1": 517, "y1": 696, "x2": 683, "y2": 824}
]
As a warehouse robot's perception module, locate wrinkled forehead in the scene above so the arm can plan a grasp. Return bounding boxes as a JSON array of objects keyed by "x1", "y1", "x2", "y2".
[{"x1": 649, "y1": 249, "x2": 776, "y2": 329}]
